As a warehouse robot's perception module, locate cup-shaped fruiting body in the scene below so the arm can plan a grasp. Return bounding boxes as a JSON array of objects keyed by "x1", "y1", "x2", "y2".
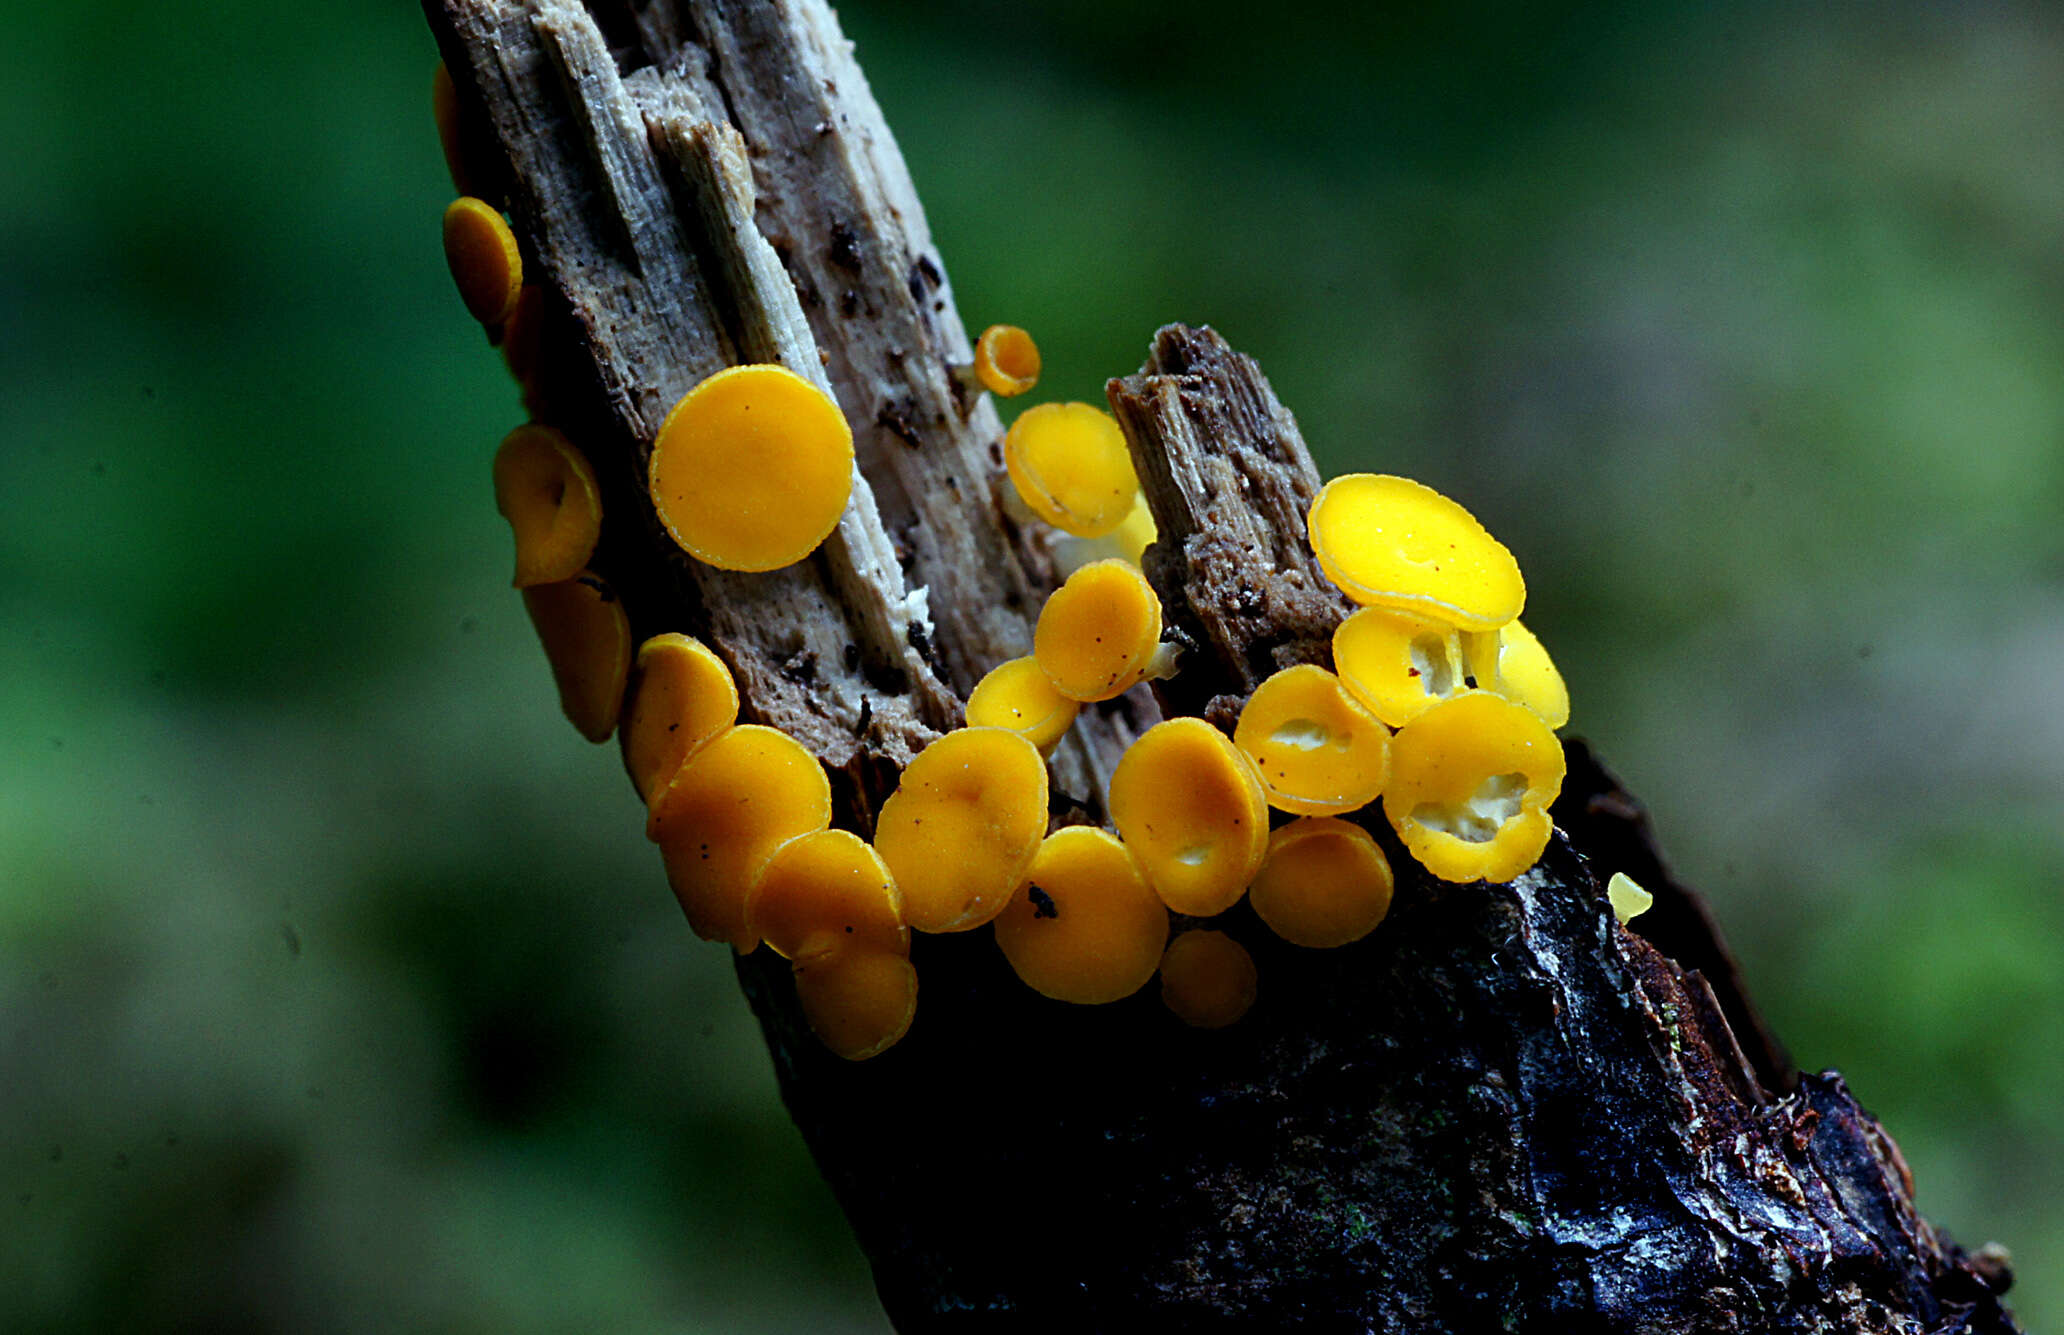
[
  {"x1": 1109, "y1": 718, "x2": 1269, "y2": 917},
  {"x1": 965, "y1": 656, "x2": 1080, "y2": 755},
  {"x1": 1033, "y1": 559, "x2": 1163, "y2": 703},
  {"x1": 792, "y1": 946, "x2": 917, "y2": 1061},
  {"x1": 1461, "y1": 619, "x2": 1570, "y2": 730},
  {"x1": 1607, "y1": 871, "x2": 1654, "y2": 925},
  {"x1": 973, "y1": 324, "x2": 1041, "y2": 397},
  {"x1": 874, "y1": 728, "x2": 1049, "y2": 933},
  {"x1": 650, "y1": 724, "x2": 832, "y2": 949},
  {"x1": 1159, "y1": 930, "x2": 1257, "y2": 1029},
  {"x1": 1249, "y1": 818, "x2": 1395, "y2": 949},
  {"x1": 1233, "y1": 665, "x2": 1391, "y2": 817},
  {"x1": 431, "y1": 62, "x2": 476, "y2": 197},
  {"x1": 443, "y1": 196, "x2": 523, "y2": 327},
  {"x1": 1382, "y1": 692, "x2": 1565, "y2": 884},
  {"x1": 1332, "y1": 606, "x2": 1469, "y2": 728},
  {"x1": 1004, "y1": 402, "x2": 1140, "y2": 539},
  {"x1": 621, "y1": 633, "x2": 740, "y2": 810},
  {"x1": 992, "y1": 827, "x2": 1170, "y2": 1005},
  {"x1": 1307, "y1": 473, "x2": 1524, "y2": 632},
  {"x1": 493, "y1": 424, "x2": 602, "y2": 589},
  {"x1": 747, "y1": 829, "x2": 907, "y2": 961},
  {"x1": 649, "y1": 364, "x2": 855, "y2": 572},
  {"x1": 520, "y1": 571, "x2": 631, "y2": 744}
]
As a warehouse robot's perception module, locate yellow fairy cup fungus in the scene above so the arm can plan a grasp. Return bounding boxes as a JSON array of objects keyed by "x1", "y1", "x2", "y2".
[
  {"x1": 1110, "y1": 494, "x2": 1158, "y2": 566},
  {"x1": 649, "y1": 724, "x2": 832, "y2": 949},
  {"x1": 1050, "y1": 493, "x2": 1160, "y2": 577},
  {"x1": 1461, "y1": 619, "x2": 1571, "y2": 730},
  {"x1": 1033, "y1": 558, "x2": 1164, "y2": 703},
  {"x1": 1607, "y1": 871, "x2": 1654, "y2": 925},
  {"x1": 492, "y1": 424, "x2": 602, "y2": 589},
  {"x1": 992, "y1": 827, "x2": 1170, "y2": 1005},
  {"x1": 520, "y1": 571, "x2": 631, "y2": 744},
  {"x1": 1004, "y1": 402, "x2": 1141, "y2": 538},
  {"x1": 965, "y1": 655, "x2": 1080, "y2": 756},
  {"x1": 1233, "y1": 664, "x2": 1391, "y2": 817},
  {"x1": 431, "y1": 62, "x2": 475, "y2": 197},
  {"x1": 1109, "y1": 718, "x2": 1269, "y2": 917},
  {"x1": 1159, "y1": 930, "x2": 1257, "y2": 1029},
  {"x1": 1332, "y1": 606, "x2": 1469, "y2": 728},
  {"x1": 746, "y1": 829, "x2": 908, "y2": 961},
  {"x1": 442, "y1": 196, "x2": 523, "y2": 327},
  {"x1": 620, "y1": 633, "x2": 740, "y2": 809},
  {"x1": 1382, "y1": 692, "x2": 1566, "y2": 884},
  {"x1": 873, "y1": 728, "x2": 1049, "y2": 933},
  {"x1": 1307, "y1": 473, "x2": 1524, "y2": 632},
  {"x1": 1249, "y1": 817, "x2": 1395, "y2": 949},
  {"x1": 973, "y1": 324, "x2": 1041, "y2": 397},
  {"x1": 649, "y1": 364, "x2": 855, "y2": 572},
  {"x1": 792, "y1": 947, "x2": 918, "y2": 1061}
]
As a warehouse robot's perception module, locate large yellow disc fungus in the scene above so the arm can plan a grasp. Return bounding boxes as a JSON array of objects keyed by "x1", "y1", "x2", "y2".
[
  {"x1": 520, "y1": 571, "x2": 631, "y2": 744},
  {"x1": 992, "y1": 827, "x2": 1169, "y2": 1005},
  {"x1": 965, "y1": 655, "x2": 1080, "y2": 755},
  {"x1": 1004, "y1": 402, "x2": 1140, "y2": 539},
  {"x1": 650, "y1": 724, "x2": 832, "y2": 949},
  {"x1": 1307, "y1": 473, "x2": 1524, "y2": 632},
  {"x1": 649, "y1": 364, "x2": 855, "y2": 573},
  {"x1": 1232, "y1": 664, "x2": 1391, "y2": 817},
  {"x1": 1461, "y1": 619, "x2": 1570, "y2": 730},
  {"x1": 1159, "y1": 930, "x2": 1257, "y2": 1029},
  {"x1": 1109, "y1": 718, "x2": 1269, "y2": 917},
  {"x1": 973, "y1": 324, "x2": 1041, "y2": 397},
  {"x1": 873, "y1": 728, "x2": 1049, "y2": 933},
  {"x1": 1382, "y1": 693, "x2": 1565, "y2": 884},
  {"x1": 1248, "y1": 818, "x2": 1394, "y2": 949},
  {"x1": 442, "y1": 196, "x2": 523, "y2": 327},
  {"x1": 747, "y1": 829, "x2": 907, "y2": 961},
  {"x1": 792, "y1": 946, "x2": 917, "y2": 1061},
  {"x1": 492, "y1": 424, "x2": 602, "y2": 589},
  {"x1": 620, "y1": 632, "x2": 740, "y2": 810},
  {"x1": 1033, "y1": 559, "x2": 1164, "y2": 703},
  {"x1": 1332, "y1": 606, "x2": 1469, "y2": 728}
]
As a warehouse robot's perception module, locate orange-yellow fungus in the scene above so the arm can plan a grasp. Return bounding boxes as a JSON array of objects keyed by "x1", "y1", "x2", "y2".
[
  {"x1": 1332, "y1": 606, "x2": 1468, "y2": 728},
  {"x1": 1249, "y1": 818, "x2": 1394, "y2": 949},
  {"x1": 621, "y1": 633, "x2": 739, "y2": 809},
  {"x1": 992, "y1": 827, "x2": 1169, "y2": 1005},
  {"x1": 442, "y1": 196, "x2": 523, "y2": 327},
  {"x1": 1004, "y1": 402, "x2": 1140, "y2": 538},
  {"x1": 1383, "y1": 693, "x2": 1565, "y2": 884},
  {"x1": 965, "y1": 656, "x2": 1079, "y2": 755},
  {"x1": 1159, "y1": 930, "x2": 1257, "y2": 1029},
  {"x1": 1461, "y1": 619, "x2": 1570, "y2": 729},
  {"x1": 431, "y1": 62, "x2": 475, "y2": 197},
  {"x1": 520, "y1": 571, "x2": 631, "y2": 744},
  {"x1": 792, "y1": 946, "x2": 917, "y2": 1061},
  {"x1": 1032, "y1": 559, "x2": 1163, "y2": 703},
  {"x1": 1607, "y1": 871, "x2": 1654, "y2": 925},
  {"x1": 1233, "y1": 665, "x2": 1391, "y2": 817},
  {"x1": 1110, "y1": 494, "x2": 1158, "y2": 566},
  {"x1": 747, "y1": 829, "x2": 907, "y2": 961},
  {"x1": 973, "y1": 324, "x2": 1041, "y2": 397},
  {"x1": 649, "y1": 364, "x2": 855, "y2": 572},
  {"x1": 873, "y1": 728, "x2": 1048, "y2": 933},
  {"x1": 1109, "y1": 718, "x2": 1268, "y2": 917},
  {"x1": 1307, "y1": 473, "x2": 1524, "y2": 632},
  {"x1": 650, "y1": 724, "x2": 832, "y2": 949},
  {"x1": 499, "y1": 284, "x2": 543, "y2": 385},
  {"x1": 492, "y1": 424, "x2": 602, "y2": 588}
]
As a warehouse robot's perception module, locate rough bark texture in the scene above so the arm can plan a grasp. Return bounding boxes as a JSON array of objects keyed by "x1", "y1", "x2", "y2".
[{"x1": 423, "y1": 2, "x2": 2023, "y2": 1330}]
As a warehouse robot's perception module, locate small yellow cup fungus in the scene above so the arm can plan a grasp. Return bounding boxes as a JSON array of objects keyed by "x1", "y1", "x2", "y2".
[
  {"x1": 992, "y1": 827, "x2": 1170, "y2": 1005},
  {"x1": 1033, "y1": 559, "x2": 1164, "y2": 703},
  {"x1": 1159, "y1": 930, "x2": 1257, "y2": 1029},
  {"x1": 442, "y1": 196, "x2": 523, "y2": 327},
  {"x1": 1248, "y1": 818, "x2": 1395, "y2": 949},
  {"x1": 874, "y1": 727, "x2": 1049, "y2": 933},
  {"x1": 1110, "y1": 494, "x2": 1158, "y2": 566},
  {"x1": 493, "y1": 424, "x2": 602, "y2": 589},
  {"x1": 1607, "y1": 871, "x2": 1654, "y2": 925},
  {"x1": 747, "y1": 829, "x2": 907, "y2": 961},
  {"x1": 1332, "y1": 606, "x2": 1469, "y2": 728},
  {"x1": 1307, "y1": 473, "x2": 1524, "y2": 632},
  {"x1": 1232, "y1": 664, "x2": 1391, "y2": 817},
  {"x1": 1004, "y1": 402, "x2": 1141, "y2": 539},
  {"x1": 1051, "y1": 493, "x2": 1160, "y2": 577},
  {"x1": 431, "y1": 62, "x2": 476, "y2": 197},
  {"x1": 792, "y1": 946, "x2": 918, "y2": 1061},
  {"x1": 1382, "y1": 693, "x2": 1565, "y2": 884},
  {"x1": 965, "y1": 656, "x2": 1080, "y2": 755},
  {"x1": 973, "y1": 324, "x2": 1041, "y2": 397},
  {"x1": 650, "y1": 724, "x2": 832, "y2": 949},
  {"x1": 1461, "y1": 619, "x2": 1570, "y2": 730},
  {"x1": 649, "y1": 364, "x2": 855, "y2": 573},
  {"x1": 621, "y1": 633, "x2": 740, "y2": 810},
  {"x1": 520, "y1": 571, "x2": 631, "y2": 744},
  {"x1": 1109, "y1": 718, "x2": 1269, "y2": 917}
]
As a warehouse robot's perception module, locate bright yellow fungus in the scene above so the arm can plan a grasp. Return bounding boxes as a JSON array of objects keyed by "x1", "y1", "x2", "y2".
[
  {"x1": 1233, "y1": 664, "x2": 1391, "y2": 817},
  {"x1": 431, "y1": 62, "x2": 475, "y2": 197},
  {"x1": 1461, "y1": 619, "x2": 1570, "y2": 730},
  {"x1": 442, "y1": 196, "x2": 523, "y2": 327},
  {"x1": 992, "y1": 827, "x2": 1169, "y2": 1005},
  {"x1": 1382, "y1": 693, "x2": 1565, "y2": 884},
  {"x1": 746, "y1": 829, "x2": 907, "y2": 961},
  {"x1": 1110, "y1": 494, "x2": 1158, "y2": 566},
  {"x1": 650, "y1": 724, "x2": 832, "y2": 949},
  {"x1": 1159, "y1": 930, "x2": 1257, "y2": 1029},
  {"x1": 1248, "y1": 818, "x2": 1394, "y2": 949},
  {"x1": 621, "y1": 633, "x2": 740, "y2": 810},
  {"x1": 1004, "y1": 402, "x2": 1141, "y2": 539},
  {"x1": 792, "y1": 946, "x2": 917, "y2": 1061},
  {"x1": 520, "y1": 570, "x2": 631, "y2": 744},
  {"x1": 649, "y1": 364, "x2": 855, "y2": 572},
  {"x1": 1607, "y1": 871, "x2": 1654, "y2": 925},
  {"x1": 973, "y1": 324, "x2": 1041, "y2": 397},
  {"x1": 874, "y1": 728, "x2": 1049, "y2": 933},
  {"x1": 1307, "y1": 473, "x2": 1524, "y2": 632},
  {"x1": 1109, "y1": 718, "x2": 1269, "y2": 917},
  {"x1": 965, "y1": 655, "x2": 1080, "y2": 755},
  {"x1": 1051, "y1": 493, "x2": 1159, "y2": 577},
  {"x1": 1332, "y1": 606, "x2": 1469, "y2": 728},
  {"x1": 1033, "y1": 559, "x2": 1163, "y2": 703},
  {"x1": 492, "y1": 424, "x2": 602, "y2": 589}
]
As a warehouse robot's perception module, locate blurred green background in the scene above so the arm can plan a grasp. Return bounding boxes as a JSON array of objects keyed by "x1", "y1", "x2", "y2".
[{"x1": 3, "y1": 0, "x2": 2058, "y2": 1328}]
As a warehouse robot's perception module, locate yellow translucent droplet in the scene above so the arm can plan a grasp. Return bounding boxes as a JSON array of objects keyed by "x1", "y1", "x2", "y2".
[{"x1": 1607, "y1": 871, "x2": 1654, "y2": 925}]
